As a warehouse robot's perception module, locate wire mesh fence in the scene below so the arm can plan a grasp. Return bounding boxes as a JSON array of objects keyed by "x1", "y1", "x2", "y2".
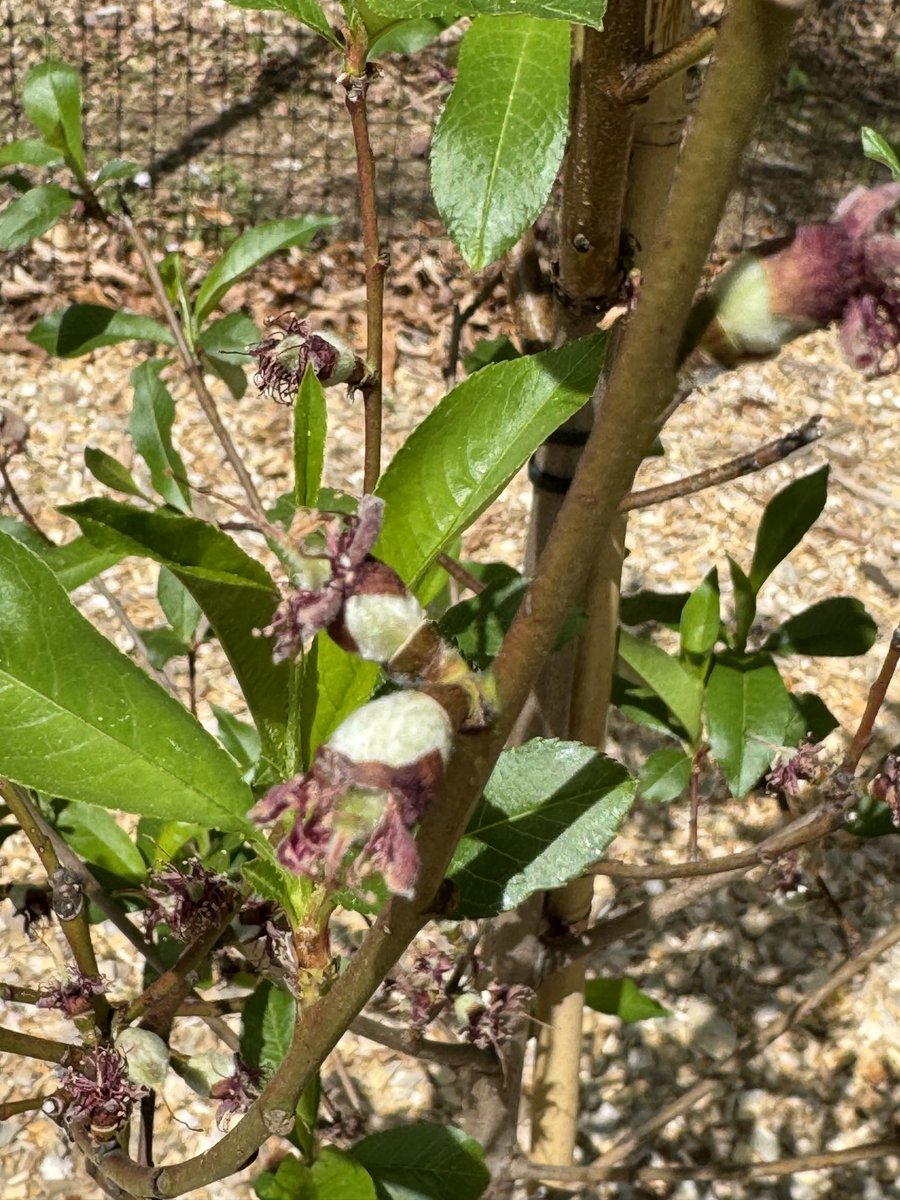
[{"x1": 0, "y1": 0, "x2": 897, "y2": 260}]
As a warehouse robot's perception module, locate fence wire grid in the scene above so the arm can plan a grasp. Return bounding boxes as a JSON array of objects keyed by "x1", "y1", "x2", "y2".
[{"x1": 1, "y1": 0, "x2": 898, "y2": 259}]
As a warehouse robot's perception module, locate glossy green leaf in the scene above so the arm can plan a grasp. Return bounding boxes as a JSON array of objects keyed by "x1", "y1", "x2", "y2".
[
  {"x1": 129, "y1": 361, "x2": 192, "y2": 512},
  {"x1": 728, "y1": 555, "x2": 756, "y2": 651},
  {"x1": 0, "y1": 517, "x2": 123, "y2": 590},
  {"x1": 0, "y1": 533, "x2": 253, "y2": 830},
  {"x1": 369, "y1": 17, "x2": 452, "y2": 56},
  {"x1": 368, "y1": 0, "x2": 606, "y2": 28},
  {"x1": 463, "y1": 334, "x2": 520, "y2": 375},
  {"x1": 762, "y1": 596, "x2": 878, "y2": 657},
  {"x1": 585, "y1": 977, "x2": 671, "y2": 1023},
  {"x1": 212, "y1": 704, "x2": 261, "y2": 771},
  {"x1": 448, "y1": 740, "x2": 635, "y2": 918},
  {"x1": 0, "y1": 138, "x2": 63, "y2": 166},
  {"x1": 28, "y1": 305, "x2": 175, "y2": 358},
  {"x1": 242, "y1": 856, "x2": 312, "y2": 927},
  {"x1": 57, "y1": 800, "x2": 147, "y2": 883},
  {"x1": 93, "y1": 158, "x2": 140, "y2": 185},
  {"x1": 22, "y1": 62, "x2": 85, "y2": 174},
  {"x1": 846, "y1": 792, "x2": 898, "y2": 839},
  {"x1": 439, "y1": 563, "x2": 525, "y2": 668},
  {"x1": 158, "y1": 566, "x2": 202, "y2": 644},
  {"x1": 293, "y1": 366, "x2": 327, "y2": 509},
  {"x1": 705, "y1": 653, "x2": 799, "y2": 798},
  {"x1": 84, "y1": 447, "x2": 147, "y2": 498},
  {"x1": 637, "y1": 747, "x2": 692, "y2": 803},
  {"x1": 303, "y1": 637, "x2": 379, "y2": 761},
  {"x1": 0, "y1": 184, "x2": 75, "y2": 250},
  {"x1": 194, "y1": 216, "x2": 337, "y2": 324},
  {"x1": 136, "y1": 817, "x2": 204, "y2": 869},
  {"x1": 310, "y1": 1148, "x2": 376, "y2": 1200},
  {"x1": 225, "y1": 0, "x2": 341, "y2": 45},
  {"x1": 791, "y1": 691, "x2": 839, "y2": 742},
  {"x1": 612, "y1": 678, "x2": 683, "y2": 738},
  {"x1": 141, "y1": 627, "x2": 190, "y2": 669},
  {"x1": 749, "y1": 465, "x2": 828, "y2": 594},
  {"x1": 618, "y1": 629, "x2": 703, "y2": 744},
  {"x1": 620, "y1": 589, "x2": 690, "y2": 629},
  {"x1": 352, "y1": 1123, "x2": 489, "y2": 1200},
  {"x1": 254, "y1": 1156, "x2": 313, "y2": 1200},
  {"x1": 861, "y1": 127, "x2": 900, "y2": 179},
  {"x1": 432, "y1": 16, "x2": 569, "y2": 269},
  {"x1": 376, "y1": 335, "x2": 605, "y2": 588},
  {"x1": 679, "y1": 567, "x2": 720, "y2": 657},
  {"x1": 198, "y1": 311, "x2": 258, "y2": 400},
  {"x1": 59, "y1": 499, "x2": 292, "y2": 758},
  {"x1": 241, "y1": 981, "x2": 296, "y2": 1073}
]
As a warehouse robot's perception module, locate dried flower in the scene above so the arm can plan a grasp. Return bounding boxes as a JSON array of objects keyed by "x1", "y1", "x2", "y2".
[
  {"x1": 459, "y1": 982, "x2": 532, "y2": 1052},
  {"x1": 391, "y1": 948, "x2": 455, "y2": 1029},
  {"x1": 689, "y1": 183, "x2": 900, "y2": 376},
  {"x1": 764, "y1": 741, "x2": 822, "y2": 801},
  {"x1": 209, "y1": 1057, "x2": 263, "y2": 1130},
  {"x1": 59, "y1": 1045, "x2": 146, "y2": 1138},
  {"x1": 38, "y1": 966, "x2": 108, "y2": 1018},
  {"x1": 768, "y1": 849, "x2": 806, "y2": 897},
  {"x1": 871, "y1": 753, "x2": 900, "y2": 827},
  {"x1": 143, "y1": 857, "x2": 239, "y2": 942},
  {"x1": 249, "y1": 312, "x2": 365, "y2": 403},
  {"x1": 252, "y1": 690, "x2": 454, "y2": 897}
]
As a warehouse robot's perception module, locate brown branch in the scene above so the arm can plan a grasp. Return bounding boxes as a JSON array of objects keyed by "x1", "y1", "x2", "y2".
[
  {"x1": 502, "y1": 230, "x2": 553, "y2": 353},
  {"x1": 612, "y1": 23, "x2": 720, "y2": 104},
  {"x1": 0, "y1": 982, "x2": 41, "y2": 1005},
  {"x1": 350, "y1": 1014, "x2": 498, "y2": 1072},
  {"x1": 342, "y1": 52, "x2": 386, "y2": 491},
  {"x1": 118, "y1": 210, "x2": 265, "y2": 521},
  {"x1": 444, "y1": 269, "x2": 504, "y2": 384},
  {"x1": 0, "y1": 1024, "x2": 77, "y2": 1065},
  {"x1": 512, "y1": 1138, "x2": 900, "y2": 1185},
  {"x1": 619, "y1": 416, "x2": 823, "y2": 512},
  {"x1": 589, "y1": 918, "x2": 900, "y2": 1172},
  {"x1": 0, "y1": 1095, "x2": 50, "y2": 1121},
  {"x1": 842, "y1": 623, "x2": 900, "y2": 772},
  {"x1": 436, "y1": 553, "x2": 487, "y2": 596}
]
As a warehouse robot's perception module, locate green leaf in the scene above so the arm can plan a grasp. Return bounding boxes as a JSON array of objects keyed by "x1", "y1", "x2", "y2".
[
  {"x1": 293, "y1": 366, "x2": 327, "y2": 509},
  {"x1": 705, "y1": 653, "x2": 799, "y2": 798},
  {"x1": 846, "y1": 791, "x2": 898, "y2": 839},
  {"x1": 57, "y1": 800, "x2": 147, "y2": 883},
  {"x1": 0, "y1": 138, "x2": 64, "y2": 167},
  {"x1": 431, "y1": 16, "x2": 569, "y2": 270},
  {"x1": 241, "y1": 981, "x2": 296, "y2": 1074},
  {"x1": 23, "y1": 62, "x2": 85, "y2": 175},
  {"x1": 612, "y1": 678, "x2": 684, "y2": 739},
  {"x1": 212, "y1": 704, "x2": 262, "y2": 770},
  {"x1": 29, "y1": 306, "x2": 175, "y2": 358},
  {"x1": 0, "y1": 533, "x2": 253, "y2": 830},
  {"x1": 93, "y1": 158, "x2": 140, "y2": 185},
  {"x1": 194, "y1": 216, "x2": 337, "y2": 324},
  {"x1": 59, "y1": 499, "x2": 292, "y2": 760},
  {"x1": 728, "y1": 555, "x2": 756, "y2": 651},
  {"x1": 637, "y1": 747, "x2": 692, "y2": 803},
  {"x1": 861, "y1": 127, "x2": 900, "y2": 179},
  {"x1": 0, "y1": 517, "x2": 123, "y2": 590},
  {"x1": 375, "y1": 335, "x2": 605, "y2": 588},
  {"x1": 242, "y1": 855, "x2": 312, "y2": 927},
  {"x1": 448, "y1": 739, "x2": 635, "y2": 919},
  {"x1": 129, "y1": 361, "x2": 192, "y2": 512},
  {"x1": 749, "y1": 466, "x2": 828, "y2": 595},
  {"x1": 141, "y1": 627, "x2": 190, "y2": 668},
  {"x1": 439, "y1": 564, "x2": 525, "y2": 668},
  {"x1": 762, "y1": 597, "x2": 878, "y2": 657},
  {"x1": 369, "y1": 17, "x2": 452, "y2": 56},
  {"x1": 84, "y1": 447, "x2": 147, "y2": 498},
  {"x1": 198, "y1": 311, "x2": 258, "y2": 401},
  {"x1": 351, "y1": 1123, "x2": 490, "y2": 1200},
  {"x1": 679, "y1": 567, "x2": 720, "y2": 657},
  {"x1": 303, "y1": 637, "x2": 379, "y2": 761},
  {"x1": 463, "y1": 334, "x2": 521, "y2": 375},
  {"x1": 310, "y1": 1148, "x2": 377, "y2": 1200},
  {"x1": 368, "y1": 0, "x2": 606, "y2": 28},
  {"x1": 136, "y1": 817, "x2": 204, "y2": 869},
  {"x1": 0, "y1": 184, "x2": 75, "y2": 250},
  {"x1": 618, "y1": 629, "x2": 703, "y2": 744},
  {"x1": 620, "y1": 589, "x2": 690, "y2": 628},
  {"x1": 254, "y1": 1156, "x2": 315, "y2": 1200},
  {"x1": 225, "y1": 0, "x2": 341, "y2": 46},
  {"x1": 584, "y1": 977, "x2": 671, "y2": 1023},
  {"x1": 790, "y1": 691, "x2": 839, "y2": 742},
  {"x1": 158, "y1": 566, "x2": 203, "y2": 644}
]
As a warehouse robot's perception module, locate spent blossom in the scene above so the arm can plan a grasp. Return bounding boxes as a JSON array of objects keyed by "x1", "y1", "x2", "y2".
[
  {"x1": 38, "y1": 966, "x2": 109, "y2": 1018},
  {"x1": 249, "y1": 312, "x2": 365, "y2": 403},
  {"x1": 460, "y1": 982, "x2": 532, "y2": 1052},
  {"x1": 59, "y1": 1045, "x2": 146, "y2": 1138},
  {"x1": 764, "y1": 741, "x2": 823, "y2": 801},
  {"x1": 209, "y1": 1057, "x2": 263, "y2": 1130},
  {"x1": 143, "y1": 857, "x2": 239, "y2": 942}
]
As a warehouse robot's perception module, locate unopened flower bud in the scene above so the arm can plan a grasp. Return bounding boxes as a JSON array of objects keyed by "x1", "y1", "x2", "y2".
[{"x1": 327, "y1": 559, "x2": 428, "y2": 663}]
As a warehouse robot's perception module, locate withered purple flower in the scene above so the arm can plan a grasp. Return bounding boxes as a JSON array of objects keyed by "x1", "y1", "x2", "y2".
[
  {"x1": 462, "y1": 982, "x2": 532, "y2": 1052},
  {"x1": 692, "y1": 182, "x2": 900, "y2": 376},
  {"x1": 768, "y1": 849, "x2": 805, "y2": 897},
  {"x1": 249, "y1": 313, "x2": 365, "y2": 403},
  {"x1": 871, "y1": 753, "x2": 900, "y2": 828},
  {"x1": 252, "y1": 690, "x2": 453, "y2": 898},
  {"x1": 392, "y1": 949, "x2": 455, "y2": 1030},
  {"x1": 143, "y1": 857, "x2": 239, "y2": 942},
  {"x1": 209, "y1": 1057, "x2": 263, "y2": 1130},
  {"x1": 59, "y1": 1045, "x2": 146, "y2": 1138},
  {"x1": 38, "y1": 966, "x2": 109, "y2": 1018},
  {"x1": 765, "y1": 741, "x2": 822, "y2": 801}
]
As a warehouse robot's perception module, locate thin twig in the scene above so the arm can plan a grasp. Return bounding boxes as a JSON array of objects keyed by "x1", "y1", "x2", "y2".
[
  {"x1": 91, "y1": 577, "x2": 174, "y2": 692},
  {"x1": 512, "y1": 1138, "x2": 900, "y2": 1185},
  {"x1": 0, "y1": 1095, "x2": 50, "y2": 1121},
  {"x1": 687, "y1": 744, "x2": 708, "y2": 860},
  {"x1": 444, "y1": 269, "x2": 503, "y2": 384},
  {"x1": 589, "y1": 919, "x2": 900, "y2": 1172},
  {"x1": 342, "y1": 52, "x2": 386, "y2": 491},
  {"x1": 0, "y1": 460, "x2": 47, "y2": 537},
  {"x1": 436, "y1": 553, "x2": 487, "y2": 595},
  {"x1": 612, "y1": 23, "x2": 720, "y2": 104},
  {"x1": 350, "y1": 1014, "x2": 499, "y2": 1072},
  {"x1": 842, "y1": 624, "x2": 900, "y2": 772},
  {"x1": 118, "y1": 209, "x2": 265, "y2": 521},
  {"x1": 0, "y1": 1024, "x2": 76, "y2": 1065},
  {"x1": 619, "y1": 416, "x2": 823, "y2": 512}
]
